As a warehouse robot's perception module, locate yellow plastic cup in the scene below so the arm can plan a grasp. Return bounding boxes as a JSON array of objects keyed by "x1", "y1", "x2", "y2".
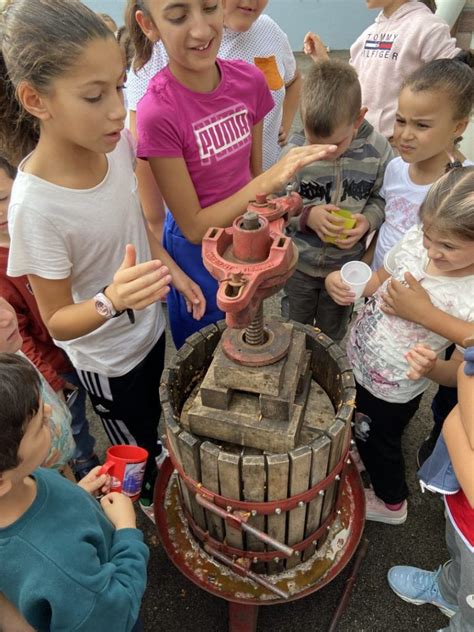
[{"x1": 324, "y1": 209, "x2": 356, "y2": 244}]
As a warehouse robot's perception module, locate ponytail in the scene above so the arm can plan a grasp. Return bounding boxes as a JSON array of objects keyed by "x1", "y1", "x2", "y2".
[
  {"x1": 125, "y1": 0, "x2": 154, "y2": 72},
  {"x1": 0, "y1": 45, "x2": 38, "y2": 166}
]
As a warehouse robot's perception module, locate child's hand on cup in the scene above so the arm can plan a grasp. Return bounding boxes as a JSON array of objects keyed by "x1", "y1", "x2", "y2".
[
  {"x1": 77, "y1": 465, "x2": 111, "y2": 497},
  {"x1": 307, "y1": 204, "x2": 345, "y2": 241},
  {"x1": 335, "y1": 214, "x2": 370, "y2": 250},
  {"x1": 405, "y1": 344, "x2": 437, "y2": 380},
  {"x1": 106, "y1": 244, "x2": 172, "y2": 312},
  {"x1": 100, "y1": 492, "x2": 137, "y2": 530},
  {"x1": 325, "y1": 271, "x2": 356, "y2": 305}
]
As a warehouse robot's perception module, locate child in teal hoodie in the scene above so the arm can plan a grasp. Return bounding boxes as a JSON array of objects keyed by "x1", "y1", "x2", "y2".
[{"x1": 0, "y1": 353, "x2": 148, "y2": 632}]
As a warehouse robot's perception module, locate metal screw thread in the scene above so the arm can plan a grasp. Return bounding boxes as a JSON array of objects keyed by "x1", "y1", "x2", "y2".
[
  {"x1": 244, "y1": 304, "x2": 265, "y2": 346},
  {"x1": 242, "y1": 211, "x2": 260, "y2": 230}
]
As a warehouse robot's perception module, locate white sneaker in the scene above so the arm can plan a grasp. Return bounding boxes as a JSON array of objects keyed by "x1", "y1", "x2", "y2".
[{"x1": 365, "y1": 488, "x2": 407, "y2": 525}]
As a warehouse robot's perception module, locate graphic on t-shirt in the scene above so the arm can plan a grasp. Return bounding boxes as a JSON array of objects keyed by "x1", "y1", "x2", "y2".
[
  {"x1": 385, "y1": 196, "x2": 420, "y2": 233},
  {"x1": 300, "y1": 177, "x2": 375, "y2": 205},
  {"x1": 193, "y1": 105, "x2": 251, "y2": 165},
  {"x1": 363, "y1": 33, "x2": 398, "y2": 59}
]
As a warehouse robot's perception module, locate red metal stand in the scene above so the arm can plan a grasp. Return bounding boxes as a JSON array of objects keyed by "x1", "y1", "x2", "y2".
[{"x1": 228, "y1": 602, "x2": 259, "y2": 632}]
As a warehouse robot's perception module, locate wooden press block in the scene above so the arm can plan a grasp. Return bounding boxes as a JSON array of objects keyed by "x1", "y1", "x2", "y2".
[
  {"x1": 258, "y1": 329, "x2": 307, "y2": 420},
  {"x1": 242, "y1": 454, "x2": 266, "y2": 561},
  {"x1": 302, "y1": 435, "x2": 331, "y2": 561},
  {"x1": 266, "y1": 453, "x2": 289, "y2": 574},
  {"x1": 177, "y1": 431, "x2": 207, "y2": 531},
  {"x1": 298, "y1": 379, "x2": 336, "y2": 445},
  {"x1": 200, "y1": 441, "x2": 224, "y2": 542},
  {"x1": 286, "y1": 445, "x2": 312, "y2": 570},
  {"x1": 199, "y1": 365, "x2": 233, "y2": 410},
  {"x1": 217, "y1": 448, "x2": 243, "y2": 549}
]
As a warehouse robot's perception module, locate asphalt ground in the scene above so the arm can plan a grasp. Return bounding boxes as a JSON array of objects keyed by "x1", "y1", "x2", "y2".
[{"x1": 88, "y1": 52, "x2": 451, "y2": 632}]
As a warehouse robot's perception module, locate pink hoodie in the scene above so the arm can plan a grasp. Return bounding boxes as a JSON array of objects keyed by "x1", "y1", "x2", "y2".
[{"x1": 350, "y1": 1, "x2": 460, "y2": 138}]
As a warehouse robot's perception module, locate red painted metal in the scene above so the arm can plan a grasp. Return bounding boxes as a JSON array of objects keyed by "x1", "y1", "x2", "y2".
[
  {"x1": 153, "y1": 456, "x2": 366, "y2": 608},
  {"x1": 201, "y1": 192, "x2": 302, "y2": 330},
  {"x1": 182, "y1": 501, "x2": 338, "y2": 562},
  {"x1": 166, "y1": 438, "x2": 351, "y2": 516}
]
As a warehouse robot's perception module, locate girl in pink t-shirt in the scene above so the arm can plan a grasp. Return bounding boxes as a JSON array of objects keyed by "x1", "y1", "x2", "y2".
[{"x1": 126, "y1": 0, "x2": 336, "y2": 348}]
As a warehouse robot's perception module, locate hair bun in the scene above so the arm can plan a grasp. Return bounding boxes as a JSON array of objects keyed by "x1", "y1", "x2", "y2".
[{"x1": 454, "y1": 49, "x2": 474, "y2": 69}]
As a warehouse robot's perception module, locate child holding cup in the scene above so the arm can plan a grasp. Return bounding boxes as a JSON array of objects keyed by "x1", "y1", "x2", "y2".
[
  {"x1": 325, "y1": 167, "x2": 474, "y2": 525},
  {"x1": 283, "y1": 60, "x2": 393, "y2": 342}
]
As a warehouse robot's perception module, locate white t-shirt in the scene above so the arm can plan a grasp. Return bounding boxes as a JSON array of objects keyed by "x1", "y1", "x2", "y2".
[
  {"x1": 7, "y1": 131, "x2": 165, "y2": 377},
  {"x1": 348, "y1": 224, "x2": 474, "y2": 404},
  {"x1": 127, "y1": 15, "x2": 296, "y2": 171},
  {"x1": 372, "y1": 157, "x2": 473, "y2": 270}
]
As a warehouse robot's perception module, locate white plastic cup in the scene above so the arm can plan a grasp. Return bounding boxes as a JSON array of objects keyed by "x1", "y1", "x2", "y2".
[{"x1": 340, "y1": 261, "x2": 372, "y2": 300}]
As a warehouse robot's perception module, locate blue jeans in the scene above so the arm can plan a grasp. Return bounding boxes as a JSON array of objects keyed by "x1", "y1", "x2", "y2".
[{"x1": 60, "y1": 369, "x2": 95, "y2": 462}]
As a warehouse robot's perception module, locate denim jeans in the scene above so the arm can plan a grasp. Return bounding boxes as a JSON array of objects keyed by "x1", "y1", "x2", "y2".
[{"x1": 60, "y1": 369, "x2": 95, "y2": 462}]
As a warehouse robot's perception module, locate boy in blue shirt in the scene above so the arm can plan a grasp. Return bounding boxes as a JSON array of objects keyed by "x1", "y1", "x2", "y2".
[{"x1": 0, "y1": 353, "x2": 149, "y2": 632}]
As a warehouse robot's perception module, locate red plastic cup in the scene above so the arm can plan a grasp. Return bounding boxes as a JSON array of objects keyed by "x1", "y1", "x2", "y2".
[{"x1": 99, "y1": 445, "x2": 148, "y2": 501}]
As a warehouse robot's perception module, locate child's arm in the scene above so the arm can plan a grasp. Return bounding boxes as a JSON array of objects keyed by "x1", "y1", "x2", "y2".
[
  {"x1": 279, "y1": 69, "x2": 302, "y2": 146},
  {"x1": 325, "y1": 265, "x2": 390, "y2": 306},
  {"x1": 250, "y1": 122, "x2": 264, "y2": 178},
  {"x1": 0, "y1": 594, "x2": 35, "y2": 632},
  {"x1": 149, "y1": 143, "x2": 337, "y2": 244},
  {"x1": 458, "y1": 357, "x2": 474, "y2": 450},
  {"x1": 405, "y1": 345, "x2": 463, "y2": 387},
  {"x1": 129, "y1": 110, "x2": 165, "y2": 243},
  {"x1": 144, "y1": 223, "x2": 206, "y2": 320},
  {"x1": 29, "y1": 244, "x2": 171, "y2": 341},
  {"x1": 381, "y1": 272, "x2": 474, "y2": 346},
  {"x1": 303, "y1": 32, "x2": 330, "y2": 63}
]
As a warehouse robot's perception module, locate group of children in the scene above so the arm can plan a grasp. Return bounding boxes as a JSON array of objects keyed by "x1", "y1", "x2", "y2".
[{"x1": 0, "y1": 0, "x2": 472, "y2": 629}]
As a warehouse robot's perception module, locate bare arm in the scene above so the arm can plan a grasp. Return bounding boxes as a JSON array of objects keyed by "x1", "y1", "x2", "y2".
[
  {"x1": 382, "y1": 272, "x2": 474, "y2": 346},
  {"x1": 29, "y1": 245, "x2": 171, "y2": 341},
  {"x1": 443, "y1": 402, "x2": 474, "y2": 508},
  {"x1": 279, "y1": 69, "x2": 302, "y2": 146},
  {"x1": 0, "y1": 594, "x2": 34, "y2": 632},
  {"x1": 129, "y1": 111, "x2": 165, "y2": 243},
  {"x1": 250, "y1": 122, "x2": 263, "y2": 178},
  {"x1": 458, "y1": 363, "x2": 474, "y2": 450},
  {"x1": 149, "y1": 143, "x2": 337, "y2": 244},
  {"x1": 405, "y1": 345, "x2": 463, "y2": 387}
]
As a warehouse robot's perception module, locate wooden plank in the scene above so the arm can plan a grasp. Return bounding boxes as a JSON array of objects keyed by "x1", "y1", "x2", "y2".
[
  {"x1": 286, "y1": 446, "x2": 312, "y2": 569},
  {"x1": 242, "y1": 453, "x2": 266, "y2": 572},
  {"x1": 178, "y1": 431, "x2": 207, "y2": 530},
  {"x1": 266, "y1": 453, "x2": 289, "y2": 573},
  {"x1": 319, "y1": 419, "x2": 346, "y2": 551},
  {"x1": 302, "y1": 435, "x2": 331, "y2": 561},
  {"x1": 200, "y1": 441, "x2": 224, "y2": 542},
  {"x1": 218, "y1": 449, "x2": 244, "y2": 549}
]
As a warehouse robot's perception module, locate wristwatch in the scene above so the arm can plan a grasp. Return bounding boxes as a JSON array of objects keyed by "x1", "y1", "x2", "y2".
[{"x1": 93, "y1": 290, "x2": 124, "y2": 320}]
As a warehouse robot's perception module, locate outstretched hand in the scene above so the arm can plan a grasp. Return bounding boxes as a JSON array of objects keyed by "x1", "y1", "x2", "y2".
[
  {"x1": 106, "y1": 244, "x2": 172, "y2": 312},
  {"x1": 172, "y1": 268, "x2": 206, "y2": 321},
  {"x1": 381, "y1": 272, "x2": 430, "y2": 322},
  {"x1": 264, "y1": 144, "x2": 338, "y2": 193}
]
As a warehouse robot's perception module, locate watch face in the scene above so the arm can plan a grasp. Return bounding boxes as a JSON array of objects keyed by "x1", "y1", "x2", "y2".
[
  {"x1": 94, "y1": 293, "x2": 113, "y2": 319},
  {"x1": 95, "y1": 299, "x2": 110, "y2": 318}
]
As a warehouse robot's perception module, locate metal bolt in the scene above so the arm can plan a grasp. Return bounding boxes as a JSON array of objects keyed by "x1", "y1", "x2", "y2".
[
  {"x1": 347, "y1": 459, "x2": 351, "y2": 465},
  {"x1": 337, "y1": 510, "x2": 342, "y2": 515},
  {"x1": 226, "y1": 506, "x2": 233, "y2": 512},
  {"x1": 351, "y1": 422, "x2": 355, "y2": 427},
  {"x1": 350, "y1": 439, "x2": 356, "y2": 446},
  {"x1": 274, "y1": 557, "x2": 280, "y2": 563},
  {"x1": 242, "y1": 211, "x2": 260, "y2": 231},
  {"x1": 313, "y1": 541, "x2": 318, "y2": 546},
  {"x1": 298, "y1": 501, "x2": 305, "y2": 508},
  {"x1": 251, "y1": 510, "x2": 257, "y2": 517},
  {"x1": 327, "y1": 526, "x2": 331, "y2": 531},
  {"x1": 253, "y1": 557, "x2": 258, "y2": 564},
  {"x1": 275, "y1": 507, "x2": 282, "y2": 515},
  {"x1": 335, "y1": 475, "x2": 341, "y2": 481},
  {"x1": 319, "y1": 490, "x2": 325, "y2": 497}
]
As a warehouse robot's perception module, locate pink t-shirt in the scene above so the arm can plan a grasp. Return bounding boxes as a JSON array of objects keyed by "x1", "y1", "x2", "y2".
[{"x1": 137, "y1": 58, "x2": 274, "y2": 209}]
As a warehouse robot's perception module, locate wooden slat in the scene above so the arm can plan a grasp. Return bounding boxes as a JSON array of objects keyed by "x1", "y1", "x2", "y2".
[
  {"x1": 286, "y1": 446, "x2": 312, "y2": 569},
  {"x1": 218, "y1": 448, "x2": 243, "y2": 549},
  {"x1": 200, "y1": 441, "x2": 224, "y2": 541},
  {"x1": 266, "y1": 453, "x2": 289, "y2": 573},
  {"x1": 302, "y1": 435, "x2": 331, "y2": 561},
  {"x1": 242, "y1": 453, "x2": 266, "y2": 572},
  {"x1": 178, "y1": 431, "x2": 207, "y2": 530}
]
